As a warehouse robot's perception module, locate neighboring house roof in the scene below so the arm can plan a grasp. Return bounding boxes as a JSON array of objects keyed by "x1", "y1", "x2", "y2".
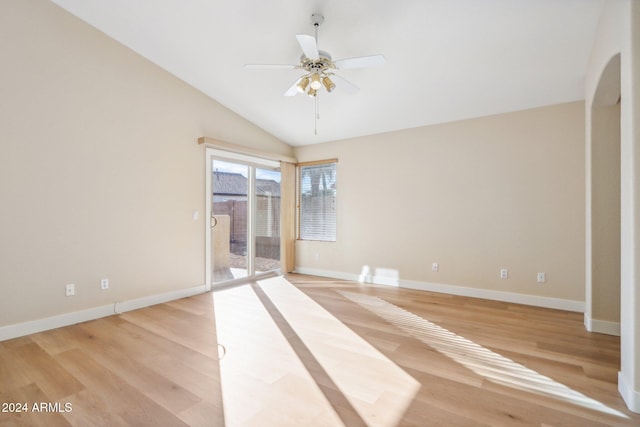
[
  {"x1": 213, "y1": 171, "x2": 280, "y2": 197},
  {"x1": 256, "y1": 178, "x2": 280, "y2": 197}
]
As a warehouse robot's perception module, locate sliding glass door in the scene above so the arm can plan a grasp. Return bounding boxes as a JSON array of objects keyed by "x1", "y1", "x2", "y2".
[
  {"x1": 255, "y1": 167, "x2": 281, "y2": 274},
  {"x1": 211, "y1": 160, "x2": 249, "y2": 282},
  {"x1": 206, "y1": 149, "x2": 281, "y2": 288}
]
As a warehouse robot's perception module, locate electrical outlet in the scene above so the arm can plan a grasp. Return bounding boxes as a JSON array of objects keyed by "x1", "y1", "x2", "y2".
[
  {"x1": 537, "y1": 272, "x2": 546, "y2": 283},
  {"x1": 65, "y1": 284, "x2": 75, "y2": 297},
  {"x1": 432, "y1": 262, "x2": 439, "y2": 272},
  {"x1": 100, "y1": 278, "x2": 109, "y2": 290},
  {"x1": 500, "y1": 269, "x2": 508, "y2": 279}
]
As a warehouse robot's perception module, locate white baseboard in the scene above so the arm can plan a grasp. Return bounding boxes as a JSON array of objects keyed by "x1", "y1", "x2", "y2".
[
  {"x1": 400, "y1": 278, "x2": 584, "y2": 312},
  {"x1": 0, "y1": 305, "x2": 116, "y2": 342},
  {"x1": 113, "y1": 284, "x2": 206, "y2": 313},
  {"x1": 584, "y1": 313, "x2": 621, "y2": 336},
  {"x1": 619, "y1": 371, "x2": 640, "y2": 414},
  {"x1": 0, "y1": 284, "x2": 207, "y2": 342},
  {"x1": 293, "y1": 267, "x2": 584, "y2": 313},
  {"x1": 293, "y1": 267, "x2": 360, "y2": 282}
]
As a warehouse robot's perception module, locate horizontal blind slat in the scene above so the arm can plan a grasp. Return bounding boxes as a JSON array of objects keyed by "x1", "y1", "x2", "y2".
[{"x1": 298, "y1": 162, "x2": 337, "y2": 241}]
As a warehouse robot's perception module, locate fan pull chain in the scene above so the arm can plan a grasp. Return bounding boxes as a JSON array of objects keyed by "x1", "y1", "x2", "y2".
[
  {"x1": 314, "y1": 19, "x2": 319, "y2": 136},
  {"x1": 314, "y1": 93, "x2": 319, "y2": 135}
]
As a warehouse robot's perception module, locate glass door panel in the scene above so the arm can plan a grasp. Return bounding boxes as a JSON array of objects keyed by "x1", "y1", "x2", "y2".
[
  {"x1": 209, "y1": 155, "x2": 282, "y2": 288},
  {"x1": 255, "y1": 168, "x2": 281, "y2": 273},
  {"x1": 212, "y1": 160, "x2": 249, "y2": 282}
]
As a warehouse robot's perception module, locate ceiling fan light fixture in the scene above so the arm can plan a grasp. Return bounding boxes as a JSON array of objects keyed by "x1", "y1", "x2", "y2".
[
  {"x1": 245, "y1": 13, "x2": 384, "y2": 135},
  {"x1": 296, "y1": 76, "x2": 310, "y2": 93},
  {"x1": 310, "y1": 73, "x2": 322, "y2": 90},
  {"x1": 322, "y1": 76, "x2": 335, "y2": 92}
]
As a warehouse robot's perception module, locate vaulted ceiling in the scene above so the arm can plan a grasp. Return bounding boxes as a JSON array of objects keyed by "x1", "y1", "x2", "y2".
[{"x1": 51, "y1": 0, "x2": 605, "y2": 146}]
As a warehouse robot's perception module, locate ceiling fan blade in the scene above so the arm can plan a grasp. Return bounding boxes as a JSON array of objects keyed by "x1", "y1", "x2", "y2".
[
  {"x1": 296, "y1": 34, "x2": 319, "y2": 60},
  {"x1": 334, "y1": 54, "x2": 386, "y2": 70},
  {"x1": 332, "y1": 74, "x2": 360, "y2": 94},
  {"x1": 244, "y1": 64, "x2": 296, "y2": 70},
  {"x1": 283, "y1": 80, "x2": 300, "y2": 96}
]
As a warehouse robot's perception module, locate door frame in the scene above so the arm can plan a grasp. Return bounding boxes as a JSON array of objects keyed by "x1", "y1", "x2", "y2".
[{"x1": 205, "y1": 147, "x2": 281, "y2": 291}]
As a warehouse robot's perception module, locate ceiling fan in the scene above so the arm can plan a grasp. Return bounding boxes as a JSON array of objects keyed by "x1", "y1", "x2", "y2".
[{"x1": 244, "y1": 14, "x2": 386, "y2": 99}]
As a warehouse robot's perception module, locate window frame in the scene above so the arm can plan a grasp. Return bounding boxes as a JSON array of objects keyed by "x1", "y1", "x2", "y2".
[{"x1": 296, "y1": 159, "x2": 338, "y2": 242}]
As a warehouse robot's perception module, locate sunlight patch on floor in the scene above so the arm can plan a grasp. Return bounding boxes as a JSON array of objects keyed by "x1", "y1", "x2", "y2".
[
  {"x1": 230, "y1": 267, "x2": 248, "y2": 279},
  {"x1": 214, "y1": 285, "x2": 344, "y2": 427},
  {"x1": 259, "y1": 276, "x2": 421, "y2": 427},
  {"x1": 339, "y1": 291, "x2": 628, "y2": 419}
]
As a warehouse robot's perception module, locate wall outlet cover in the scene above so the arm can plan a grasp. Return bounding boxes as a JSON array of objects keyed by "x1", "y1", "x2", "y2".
[{"x1": 65, "y1": 284, "x2": 75, "y2": 297}]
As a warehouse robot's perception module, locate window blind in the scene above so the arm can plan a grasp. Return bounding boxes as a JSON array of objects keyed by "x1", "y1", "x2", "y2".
[{"x1": 298, "y1": 161, "x2": 337, "y2": 241}]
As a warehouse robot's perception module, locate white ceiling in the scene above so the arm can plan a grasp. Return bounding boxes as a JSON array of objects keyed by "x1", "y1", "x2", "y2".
[{"x1": 50, "y1": 0, "x2": 605, "y2": 146}]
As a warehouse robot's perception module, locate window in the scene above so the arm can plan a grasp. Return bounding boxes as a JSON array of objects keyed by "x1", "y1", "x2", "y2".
[{"x1": 298, "y1": 160, "x2": 337, "y2": 241}]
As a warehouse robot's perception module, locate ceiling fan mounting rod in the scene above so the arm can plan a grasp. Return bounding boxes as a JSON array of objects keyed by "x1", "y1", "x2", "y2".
[{"x1": 311, "y1": 13, "x2": 324, "y2": 43}]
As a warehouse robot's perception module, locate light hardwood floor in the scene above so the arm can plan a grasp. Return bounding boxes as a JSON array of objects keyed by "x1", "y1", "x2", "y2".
[{"x1": 0, "y1": 274, "x2": 638, "y2": 426}]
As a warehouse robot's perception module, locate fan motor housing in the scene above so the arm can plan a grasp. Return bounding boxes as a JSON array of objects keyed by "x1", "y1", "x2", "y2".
[{"x1": 300, "y1": 50, "x2": 333, "y2": 72}]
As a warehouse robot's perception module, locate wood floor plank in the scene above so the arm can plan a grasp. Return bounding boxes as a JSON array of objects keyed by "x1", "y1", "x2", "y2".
[
  {"x1": 29, "y1": 327, "x2": 81, "y2": 356},
  {"x1": 0, "y1": 383, "x2": 72, "y2": 427},
  {"x1": 8, "y1": 343, "x2": 84, "y2": 402},
  {"x1": 0, "y1": 336, "x2": 33, "y2": 351},
  {"x1": 60, "y1": 389, "x2": 129, "y2": 427},
  {"x1": 142, "y1": 353, "x2": 223, "y2": 406},
  {"x1": 289, "y1": 274, "x2": 639, "y2": 425},
  {"x1": 213, "y1": 284, "x2": 345, "y2": 427},
  {"x1": 73, "y1": 324, "x2": 202, "y2": 415},
  {"x1": 54, "y1": 349, "x2": 189, "y2": 427},
  {"x1": 0, "y1": 273, "x2": 638, "y2": 426},
  {"x1": 400, "y1": 397, "x2": 482, "y2": 427},
  {"x1": 177, "y1": 400, "x2": 225, "y2": 427},
  {"x1": 402, "y1": 362, "x2": 618, "y2": 427},
  {"x1": 119, "y1": 305, "x2": 218, "y2": 359},
  {"x1": 0, "y1": 346, "x2": 32, "y2": 393}
]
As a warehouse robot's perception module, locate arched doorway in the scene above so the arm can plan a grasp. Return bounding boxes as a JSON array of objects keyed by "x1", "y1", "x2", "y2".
[{"x1": 586, "y1": 53, "x2": 622, "y2": 335}]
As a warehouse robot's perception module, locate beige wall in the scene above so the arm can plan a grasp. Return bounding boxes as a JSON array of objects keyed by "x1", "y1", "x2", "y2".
[
  {"x1": 295, "y1": 102, "x2": 585, "y2": 302},
  {"x1": 0, "y1": 0, "x2": 291, "y2": 326},
  {"x1": 590, "y1": 103, "x2": 621, "y2": 323}
]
